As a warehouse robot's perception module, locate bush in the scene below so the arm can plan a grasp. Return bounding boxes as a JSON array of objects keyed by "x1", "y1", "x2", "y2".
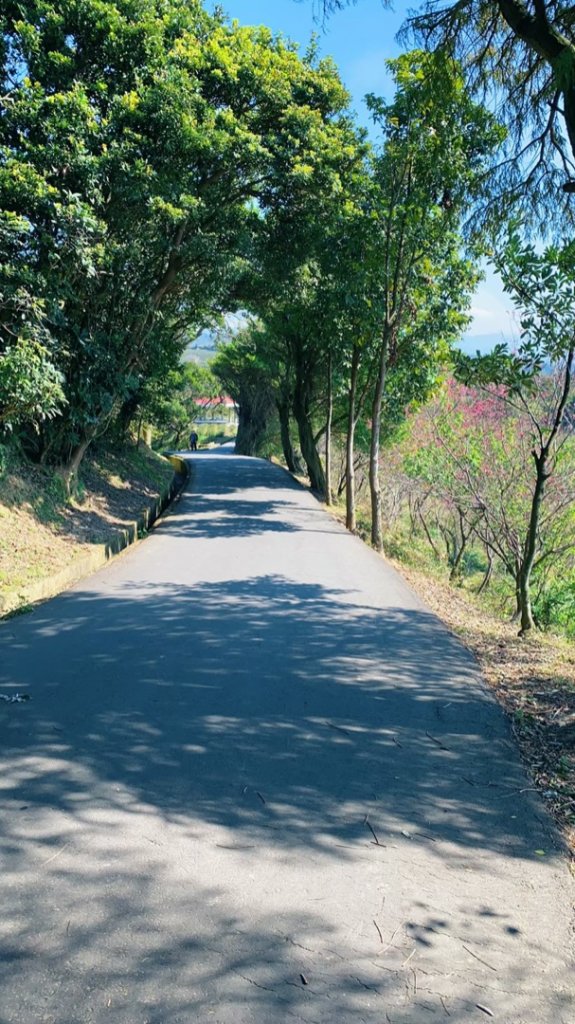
[
  {"x1": 0, "y1": 337, "x2": 65, "y2": 429},
  {"x1": 534, "y1": 577, "x2": 575, "y2": 637}
]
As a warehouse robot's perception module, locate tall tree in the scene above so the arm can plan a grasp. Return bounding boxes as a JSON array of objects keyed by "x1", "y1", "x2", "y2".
[
  {"x1": 455, "y1": 234, "x2": 575, "y2": 633},
  {"x1": 312, "y1": 0, "x2": 575, "y2": 226},
  {"x1": 211, "y1": 325, "x2": 276, "y2": 457},
  {"x1": 1, "y1": 0, "x2": 353, "y2": 487},
  {"x1": 240, "y1": 119, "x2": 372, "y2": 496},
  {"x1": 364, "y1": 51, "x2": 502, "y2": 550}
]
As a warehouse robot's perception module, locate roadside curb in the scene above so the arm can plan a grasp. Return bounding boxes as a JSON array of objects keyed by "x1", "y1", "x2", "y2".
[{"x1": 0, "y1": 455, "x2": 189, "y2": 619}]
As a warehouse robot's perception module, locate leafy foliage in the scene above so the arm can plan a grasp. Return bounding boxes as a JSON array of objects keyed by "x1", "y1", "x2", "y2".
[
  {"x1": 211, "y1": 324, "x2": 276, "y2": 456},
  {"x1": 403, "y1": 0, "x2": 575, "y2": 229},
  {"x1": 312, "y1": 0, "x2": 575, "y2": 230},
  {"x1": 1, "y1": 0, "x2": 354, "y2": 480}
]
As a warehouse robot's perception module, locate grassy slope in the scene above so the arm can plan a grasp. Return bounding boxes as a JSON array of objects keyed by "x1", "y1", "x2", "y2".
[{"x1": 0, "y1": 444, "x2": 174, "y2": 600}]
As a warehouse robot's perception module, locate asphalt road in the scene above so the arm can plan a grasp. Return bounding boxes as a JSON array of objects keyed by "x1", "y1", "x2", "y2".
[{"x1": 0, "y1": 447, "x2": 573, "y2": 1024}]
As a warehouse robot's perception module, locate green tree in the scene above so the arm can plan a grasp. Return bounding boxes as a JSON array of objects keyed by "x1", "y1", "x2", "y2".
[
  {"x1": 456, "y1": 235, "x2": 575, "y2": 632},
  {"x1": 211, "y1": 325, "x2": 276, "y2": 457},
  {"x1": 0, "y1": 273, "x2": 65, "y2": 430},
  {"x1": 137, "y1": 361, "x2": 221, "y2": 450},
  {"x1": 314, "y1": 0, "x2": 575, "y2": 225},
  {"x1": 238, "y1": 115, "x2": 371, "y2": 496},
  {"x1": 1, "y1": 0, "x2": 353, "y2": 487},
  {"x1": 364, "y1": 51, "x2": 501, "y2": 550},
  {"x1": 405, "y1": 0, "x2": 575, "y2": 220}
]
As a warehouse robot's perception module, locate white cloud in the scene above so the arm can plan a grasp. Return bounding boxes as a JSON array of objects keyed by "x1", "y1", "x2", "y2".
[{"x1": 465, "y1": 268, "x2": 519, "y2": 340}]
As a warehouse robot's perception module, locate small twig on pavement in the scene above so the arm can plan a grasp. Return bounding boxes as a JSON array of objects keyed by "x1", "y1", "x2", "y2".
[
  {"x1": 364, "y1": 815, "x2": 384, "y2": 846},
  {"x1": 426, "y1": 731, "x2": 450, "y2": 751},
  {"x1": 373, "y1": 920, "x2": 384, "y2": 944},
  {"x1": 325, "y1": 720, "x2": 351, "y2": 736},
  {"x1": 476, "y1": 1004, "x2": 494, "y2": 1017},
  {"x1": 463, "y1": 945, "x2": 498, "y2": 972},
  {"x1": 41, "y1": 841, "x2": 72, "y2": 866},
  {"x1": 381, "y1": 922, "x2": 405, "y2": 955}
]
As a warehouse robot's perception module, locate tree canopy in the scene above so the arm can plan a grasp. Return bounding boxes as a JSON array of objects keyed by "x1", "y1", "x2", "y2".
[
  {"x1": 1, "y1": 0, "x2": 356, "y2": 484},
  {"x1": 312, "y1": 0, "x2": 575, "y2": 229}
]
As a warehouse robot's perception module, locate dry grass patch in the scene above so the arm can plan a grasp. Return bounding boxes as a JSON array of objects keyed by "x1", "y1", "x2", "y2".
[{"x1": 0, "y1": 445, "x2": 174, "y2": 599}]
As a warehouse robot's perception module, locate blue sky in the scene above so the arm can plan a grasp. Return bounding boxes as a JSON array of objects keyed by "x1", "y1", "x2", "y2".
[
  {"x1": 209, "y1": 0, "x2": 513, "y2": 347},
  {"x1": 211, "y1": 0, "x2": 404, "y2": 126}
]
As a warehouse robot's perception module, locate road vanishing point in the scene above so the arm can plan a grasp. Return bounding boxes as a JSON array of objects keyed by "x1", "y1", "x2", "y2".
[{"x1": 0, "y1": 446, "x2": 573, "y2": 1023}]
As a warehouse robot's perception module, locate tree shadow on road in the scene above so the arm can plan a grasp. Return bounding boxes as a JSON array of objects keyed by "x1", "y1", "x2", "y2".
[{"x1": 0, "y1": 574, "x2": 572, "y2": 1022}]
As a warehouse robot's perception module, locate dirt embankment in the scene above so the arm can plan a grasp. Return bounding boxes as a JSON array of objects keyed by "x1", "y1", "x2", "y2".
[{"x1": 0, "y1": 445, "x2": 176, "y2": 612}]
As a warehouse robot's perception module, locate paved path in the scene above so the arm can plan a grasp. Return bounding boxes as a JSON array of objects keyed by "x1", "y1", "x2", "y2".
[{"x1": 0, "y1": 448, "x2": 573, "y2": 1024}]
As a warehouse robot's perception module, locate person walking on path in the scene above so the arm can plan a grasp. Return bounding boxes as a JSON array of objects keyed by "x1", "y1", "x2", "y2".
[{"x1": 189, "y1": 429, "x2": 198, "y2": 451}]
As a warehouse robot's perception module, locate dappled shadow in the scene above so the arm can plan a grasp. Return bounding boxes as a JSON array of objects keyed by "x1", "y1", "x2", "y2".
[
  {"x1": 161, "y1": 450, "x2": 339, "y2": 541},
  {"x1": 174, "y1": 496, "x2": 301, "y2": 538},
  {"x1": 0, "y1": 577, "x2": 561, "y2": 858},
  {"x1": 0, "y1": 580, "x2": 572, "y2": 1020},
  {"x1": 0, "y1": 450, "x2": 573, "y2": 1021}
]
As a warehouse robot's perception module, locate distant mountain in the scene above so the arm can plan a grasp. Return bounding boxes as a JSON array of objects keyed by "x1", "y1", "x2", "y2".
[
  {"x1": 182, "y1": 328, "x2": 514, "y2": 365},
  {"x1": 182, "y1": 329, "x2": 217, "y2": 365}
]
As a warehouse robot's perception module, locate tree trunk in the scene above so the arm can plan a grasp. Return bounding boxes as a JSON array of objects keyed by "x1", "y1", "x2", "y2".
[
  {"x1": 518, "y1": 570, "x2": 535, "y2": 634},
  {"x1": 369, "y1": 330, "x2": 390, "y2": 552},
  {"x1": 292, "y1": 373, "x2": 325, "y2": 495},
  {"x1": 325, "y1": 352, "x2": 333, "y2": 505},
  {"x1": 477, "y1": 551, "x2": 493, "y2": 595},
  {"x1": 418, "y1": 509, "x2": 442, "y2": 561},
  {"x1": 517, "y1": 344, "x2": 574, "y2": 633},
  {"x1": 449, "y1": 540, "x2": 468, "y2": 581},
  {"x1": 115, "y1": 391, "x2": 141, "y2": 441},
  {"x1": 277, "y1": 397, "x2": 297, "y2": 473},
  {"x1": 57, "y1": 435, "x2": 94, "y2": 495},
  {"x1": 293, "y1": 405, "x2": 326, "y2": 494},
  {"x1": 235, "y1": 401, "x2": 268, "y2": 456},
  {"x1": 345, "y1": 345, "x2": 360, "y2": 532},
  {"x1": 518, "y1": 451, "x2": 547, "y2": 633},
  {"x1": 449, "y1": 508, "x2": 470, "y2": 581},
  {"x1": 234, "y1": 383, "x2": 274, "y2": 457}
]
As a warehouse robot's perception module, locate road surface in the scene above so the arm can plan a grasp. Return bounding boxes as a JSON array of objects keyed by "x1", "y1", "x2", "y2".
[{"x1": 0, "y1": 447, "x2": 573, "y2": 1023}]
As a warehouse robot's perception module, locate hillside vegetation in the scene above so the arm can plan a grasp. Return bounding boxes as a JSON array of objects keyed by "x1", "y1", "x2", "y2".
[{"x1": 0, "y1": 444, "x2": 173, "y2": 610}]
